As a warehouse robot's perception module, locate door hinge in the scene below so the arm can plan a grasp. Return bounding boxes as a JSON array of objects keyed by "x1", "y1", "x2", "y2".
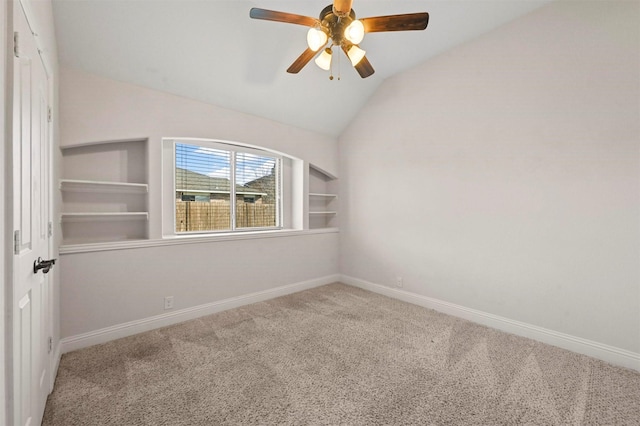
[
  {"x1": 47, "y1": 107, "x2": 52, "y2": 123},
  {"x1": 48, "y1": 337, "x2": 52, "y2": 354},
  {"x1": 13, "y1": 32, "x2": 19, "y2": 57},
  {"x1": 13, "y1": 230, "x2": 20, "y2": 254},
  {"x1": 48, "y1": 221, "x2": 53, "y2": 237}
]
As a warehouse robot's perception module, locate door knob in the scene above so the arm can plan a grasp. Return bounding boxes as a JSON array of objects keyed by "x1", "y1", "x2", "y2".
[{"x1": 33, "y1": 257, "x2": 56, "y2": 274}]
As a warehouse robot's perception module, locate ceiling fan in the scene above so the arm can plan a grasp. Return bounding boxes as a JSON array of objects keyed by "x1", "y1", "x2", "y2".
[{"x1": 249, "y1": 0, "x2": 429, "y2": 79}]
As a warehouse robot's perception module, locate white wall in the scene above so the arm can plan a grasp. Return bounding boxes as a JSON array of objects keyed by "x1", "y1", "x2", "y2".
[
  {"x1": 60, "y1": 67, "x2": 338, "y2": 238},
  {"x1": 339, "y1": 1, "x2": 639, "y2": 354},
  {"x1": 58, "y1": 68, "x2": 339, "y2": 340},
  {"x1": 61, "y1": 233, "x2": 338, "y2": 338}
]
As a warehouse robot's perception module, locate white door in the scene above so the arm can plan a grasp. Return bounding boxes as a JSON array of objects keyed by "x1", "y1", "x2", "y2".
[{"x1": 12, "y1": 2, "x2": 53, "y2": 425}]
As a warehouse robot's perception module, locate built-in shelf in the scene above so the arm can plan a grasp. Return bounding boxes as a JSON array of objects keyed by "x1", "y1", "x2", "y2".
[
  {"x1": 308, "y1": 164, "x2": 338, "y2": 230},
  {"x1": 60, "y1": 212, "x2": 149, "y2": 222},
  {"x1": 60, "y1": 237, "x2": 148, "y2": 248},
  {"x1": 60, "y1": 139, "x2": 149, "y2": 245},
  {"x1": 60, "y1": 179, "x2": 148, "y2": 194},
  {"x1": 309, "y1": 193, "x2": 337, "y2": 198}
]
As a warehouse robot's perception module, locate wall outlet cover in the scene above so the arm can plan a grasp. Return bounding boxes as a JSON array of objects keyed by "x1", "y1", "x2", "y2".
[{"x1": 164, "y1": 296, "x2": 174, "y2": 310}]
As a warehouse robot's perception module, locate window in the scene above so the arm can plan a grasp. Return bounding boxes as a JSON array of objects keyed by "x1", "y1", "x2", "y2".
[{"x1": 174, "y1": 141, "x2": 281, "y2": 233}]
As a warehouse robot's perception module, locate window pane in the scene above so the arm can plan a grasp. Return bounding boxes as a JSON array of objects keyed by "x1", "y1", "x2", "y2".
[
  {"x1": 175, "y1": 143, "x2": 231, "y2": 232},
  {"x1": 235, "y1": 152, "x2": 278, "y2": 229}
]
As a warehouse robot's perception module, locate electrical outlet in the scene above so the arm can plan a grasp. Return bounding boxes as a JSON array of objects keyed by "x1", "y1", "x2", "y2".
[
  {"x1": 396, "y1": 276, "x2": 403, "y2": 288},
  {"x1": 164, "y1": 296, "x2": 174, "y2": 310}
]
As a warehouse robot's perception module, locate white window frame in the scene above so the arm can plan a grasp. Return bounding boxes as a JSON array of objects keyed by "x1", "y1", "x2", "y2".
[{"x1": 170, "y1": 138, "x2": 283, "y2": 235}]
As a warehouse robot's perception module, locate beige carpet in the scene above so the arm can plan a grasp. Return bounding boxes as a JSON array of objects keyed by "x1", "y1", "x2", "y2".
[{"x1": 44, "y1": 283, "x2": 640, "y2": 425}]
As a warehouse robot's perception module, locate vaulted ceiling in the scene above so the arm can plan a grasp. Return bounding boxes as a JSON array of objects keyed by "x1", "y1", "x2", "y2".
[{"x1": 52, "y1": 0, "x2": 551, "y2": 137}]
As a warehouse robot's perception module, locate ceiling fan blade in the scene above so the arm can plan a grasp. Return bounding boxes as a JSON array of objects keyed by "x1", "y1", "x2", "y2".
[
  {"x1": 354, "y1": 56, "x2": 375, "y2": 78},
  {"x1": 249, "y1": 8, "x2": 317, "y2": 27},
  {"x1": 361, "y1": 13, "x2": 429, "y2": 33},
  {"x1": 333, "y1": 0, "x2": 353, "y2": 16},
  {"x1": 341, "y1": 46, "x2": 375, "y2": 78},
  {"x1": 287, "y1": 48, "x2": 318, "y2": 74}
]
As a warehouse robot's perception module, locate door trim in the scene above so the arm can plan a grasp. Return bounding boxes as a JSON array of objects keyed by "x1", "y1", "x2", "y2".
[{"x1": 1, "y1": 0, "x2": 11, "y2": 423}]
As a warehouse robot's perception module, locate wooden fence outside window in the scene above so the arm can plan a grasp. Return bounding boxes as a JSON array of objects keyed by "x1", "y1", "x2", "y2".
[{"x1": 176, "y1": 201, "x2": 276, "y2": 232}]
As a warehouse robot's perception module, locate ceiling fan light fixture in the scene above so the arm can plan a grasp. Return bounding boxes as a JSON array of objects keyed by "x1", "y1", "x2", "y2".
[
  {"x1": 315, "y1": 47, "x2": 333, "y2": 70},
  {"x1": 344, "y1": 19, "x2": 365, "y2": 44},
  {"x1": 346, "y1": 45, "x2": 366, "y2": 67},
  {"x1": 307, "y1": 27, "x2": 327, "y2": 52}
]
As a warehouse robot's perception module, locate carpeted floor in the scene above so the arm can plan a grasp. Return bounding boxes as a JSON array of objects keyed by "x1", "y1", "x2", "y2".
[{"x1": 44, "y1": 283, "x2": 640, "y2": 425}]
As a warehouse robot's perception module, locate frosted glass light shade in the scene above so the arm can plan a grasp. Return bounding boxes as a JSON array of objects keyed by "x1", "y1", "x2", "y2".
[
  {"x1": 315, "y1": 48, "x2": 332, "y2": 70},
  {"x1": 347, "y1": 45, "x2": 366, "y2": 66},
  {"x1": 344, "y1": 20, "x2": 365, "y2": 44},
  {"x1": 307, "y1": 28, "x2": 328, "y2": 52}
]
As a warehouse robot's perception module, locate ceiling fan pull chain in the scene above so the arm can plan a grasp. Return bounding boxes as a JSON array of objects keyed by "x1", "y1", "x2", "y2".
[{"x1": 329, "y1": 47, "x2": 334, "y2": 80}]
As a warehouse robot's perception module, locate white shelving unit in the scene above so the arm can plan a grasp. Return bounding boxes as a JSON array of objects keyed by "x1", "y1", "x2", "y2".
[
  {"x1": 308, "y1": 164, "x2": 338, "y2": 230},
  {"x1": 60, "y1": 212, "x2": 149, "y2": 222},
  {"x1": 309, "y1": 193, "x2": 337, "y2": 197},
  {"x1": 60, "y1": 179, "x2": 148, "y2": 194},
  {"x1": 60, "y1": 138, "x2": 149, "y2": 245}
]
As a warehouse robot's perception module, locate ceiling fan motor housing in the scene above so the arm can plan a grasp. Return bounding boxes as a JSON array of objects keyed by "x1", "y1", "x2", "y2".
[{"x1": 320, "y1": 4, "x2": 357, "y2": 47}]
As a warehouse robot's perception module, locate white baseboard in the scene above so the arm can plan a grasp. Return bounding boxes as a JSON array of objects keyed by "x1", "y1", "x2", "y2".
[
  {"x1": 340, "y1": 275, "x2": 640, "y2": 372},
  {"x1": 60, "y1": 274, "x2": 340, "y2": 354}
]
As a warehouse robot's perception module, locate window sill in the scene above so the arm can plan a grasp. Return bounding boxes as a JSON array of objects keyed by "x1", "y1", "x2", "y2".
[{"x1": 59, "y1": 228, "x2": 339, "y2": 254}]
